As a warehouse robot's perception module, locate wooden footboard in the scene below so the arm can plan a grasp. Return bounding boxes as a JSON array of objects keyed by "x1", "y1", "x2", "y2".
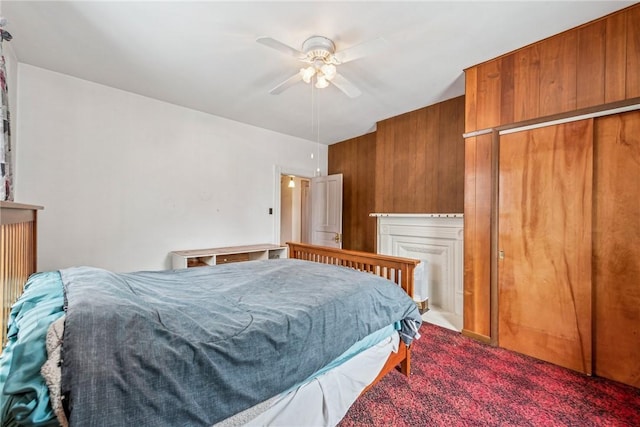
[
  {"x1": 0, "y1": 202, "x2": 43, "y2": 350},
  {"x1": 286, "y1": 242, "x2": 420, "y2": 381}
]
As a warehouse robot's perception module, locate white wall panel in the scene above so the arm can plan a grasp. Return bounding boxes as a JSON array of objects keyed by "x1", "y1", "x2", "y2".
[{"x1": 15, "y1": 64, "x2": 326, "y2": 272}]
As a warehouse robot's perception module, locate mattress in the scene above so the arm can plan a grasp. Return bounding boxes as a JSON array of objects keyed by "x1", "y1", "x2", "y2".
[{"x1": 0, "y1": 260, "x2": 421, "y2": 426}]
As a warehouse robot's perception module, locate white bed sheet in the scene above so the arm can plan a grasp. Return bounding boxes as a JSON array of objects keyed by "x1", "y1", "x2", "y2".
[
  {"x1": 216, "y1": 332, "x2": 399, "y2": 427},
  {"x1": 43, "y1": 320, "x2": 399, "y2": 427}
]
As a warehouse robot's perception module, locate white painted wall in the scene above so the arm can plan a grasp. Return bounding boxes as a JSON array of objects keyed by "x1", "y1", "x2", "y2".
[{"x1": 15, "y1": 64, "x2": 327, "y2": 272}]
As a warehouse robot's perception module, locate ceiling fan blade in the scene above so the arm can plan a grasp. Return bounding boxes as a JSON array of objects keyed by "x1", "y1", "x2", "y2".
[
  {"x1": 256, "y1": 37, "x2": 305, "y2": 59},
  {"x1": 329, "y1": 74, "x2": 362, "y2": 98},
  {"x1": 333, "y1": 37, "x2": 388, "y2": 64},
  {"x1": 269, "y1": 72, "x2": 303, "y2": 95}
]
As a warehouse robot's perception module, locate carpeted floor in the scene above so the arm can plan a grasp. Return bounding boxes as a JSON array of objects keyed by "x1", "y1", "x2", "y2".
[{"x1": 340, "y1": 322, "x2": 640, "y2": 426}]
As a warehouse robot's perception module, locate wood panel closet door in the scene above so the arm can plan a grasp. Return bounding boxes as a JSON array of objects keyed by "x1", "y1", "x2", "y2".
[
  {"x1": 498, "y1": 120, "x2": 593, "y2": 374},
  {"x1": 593, "y1": 111, "x2": 640, "y2": 388}
]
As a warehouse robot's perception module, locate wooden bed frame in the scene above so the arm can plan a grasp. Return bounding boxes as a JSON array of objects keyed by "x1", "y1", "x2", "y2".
[
  {"x1": 287, "y1": 242, "x2": 420, "y2": 388},
  {"x1": 0, "y1": 203, "x2": 420, "y2": 393},
  {"x1": 0, "y1": 202, "x2": 43, "y2": 350}
]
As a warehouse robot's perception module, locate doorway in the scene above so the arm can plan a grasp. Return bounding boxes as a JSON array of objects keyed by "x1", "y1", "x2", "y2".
[{"x1": 280, "y1": 174, "x2": 311, "y2": 245}]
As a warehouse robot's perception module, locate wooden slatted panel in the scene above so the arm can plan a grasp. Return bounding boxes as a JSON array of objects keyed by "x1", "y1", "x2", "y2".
[
  {"x1": 372, "y1": 96, "x2": 465, "y2": 215},
  {"x1": 392, "y1": 112, "x2": 413, "y2": 212},
  {"x1": 374, "y1": 119, "x2": 394, "y2": 213},
  {"x1": 499, "y1": 54, "x2": 515, "y2": 126},
  {"x1": 513, "y1": 44, "x2": 541, "y2": 123},
  {"x1": 438, "y1": 96, "x2": 466, "y2": 212},
  {"x1": 626, "y1": 5, "x2": 640, "y2": 98},
  {"x1": 463, "y1": 133, "x2": 493, "y2": 341},
  {"x1": 539, "y1": 31, "x2": 578, "y2": 117},
  {"x1": 465, "y1": 66, "x2": 478, "y2": 133},
  {"x1": 0, "y1": 202, "x2": 42, "y2": 351},
  {"x1": 577, "y1": 19, "x2": 606, "y2": 109},
  {"x1": 1, "y1": 224, "x2": 7, "y2": 347},
  {"x1": 593, "y1": 110, "x2": 640, "y2": 388},
  {"x1": 476, "y1": 59, "x2": 502, "y2": 131},
  {"x1": 287, "y1": 242, "x2": 418, "y2": 298},
  {"x1": 1, "y1": 220, "x2": 36, "y2": 349},
  {"x1": 605, "y1": 11, "x2": 627, "y2": 103}
]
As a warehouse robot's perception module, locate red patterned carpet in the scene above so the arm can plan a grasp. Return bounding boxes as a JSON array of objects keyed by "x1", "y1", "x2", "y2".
[{"x1": 340, "y1": 323, "x2": 640, "y2": 426}]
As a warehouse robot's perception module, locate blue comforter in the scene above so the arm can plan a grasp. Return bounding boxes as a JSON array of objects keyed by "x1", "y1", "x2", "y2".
[
  {"x1": 0, "y1": 272, "x2": 65, "y2": 427},
  {"x1": 59, "y1": 258, "x2": 421, "y2": 426}
]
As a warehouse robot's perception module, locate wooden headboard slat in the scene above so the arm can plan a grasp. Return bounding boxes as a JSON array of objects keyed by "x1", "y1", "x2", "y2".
[{"x1": 287, "y1": 242, "x2": 419, "y2": 298}]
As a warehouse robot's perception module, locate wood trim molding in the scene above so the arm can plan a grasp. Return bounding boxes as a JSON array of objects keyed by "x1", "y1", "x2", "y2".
[
  {"x1": 462, "y1": 329, "x2": 491, "y2": 344},
  {"x1": 0, "y1": 202, "x2": 43, "y2": 225},
  {"x1": 499, "y1": 101, "x2": 640, "y2": 135},
  {"x1": 464, "y1": 97, "x2": 640, "y2": 139},
  {"x1": 463, "y1": 128, "x2": 494, "y2": 139}
]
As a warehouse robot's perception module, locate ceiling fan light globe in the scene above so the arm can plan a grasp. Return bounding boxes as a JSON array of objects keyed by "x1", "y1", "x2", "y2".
[
  {"x1": 321, "y1": 64, "x2": 337, "y2": 81},
  {"x1": 315, "y1": 75, "x2": 329, "y2": 89},
  {"x1": 301, "y1": 66, "x2": 315, "y2": 84}
]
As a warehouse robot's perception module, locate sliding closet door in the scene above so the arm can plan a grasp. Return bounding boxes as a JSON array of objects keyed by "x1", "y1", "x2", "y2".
[
  {"x1": 498, "y1": 120, "x2": 593, "y2": 374},
  {"x1": 593, "y1": 110, "x2": 640, "y2": 387}
]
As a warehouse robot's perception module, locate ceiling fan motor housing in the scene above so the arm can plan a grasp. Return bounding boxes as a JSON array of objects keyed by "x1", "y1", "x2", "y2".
[
  {"x1": 302, "y1": 36, "x2": 336, "y2": 63},
  {"x1": 257, "y1": 34, "x2": 362, "y2": 97}
]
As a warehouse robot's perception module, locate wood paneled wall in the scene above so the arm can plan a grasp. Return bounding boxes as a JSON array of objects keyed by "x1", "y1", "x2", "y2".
[
  {"x1": 328, "y1": 132, "x2": 377, "y2": 253},
  {"x1": 328, "y1": 95, "x2": 465, "y2": 253},
  {"x1": 465, "y1": 4, "x2": 640, "y2": 133},
  {"x1": 463, "y1": 4, "x2": 640, "y2": 387},
  {"x1": 463, "y1": 133, "x2": 493, "y2": 340},
  {"x1": 375, "y1": 96, "x2": 465, "y2": 214},
  {"x1": 593, "y1": 111, "x2": 640, "y2": 387},
  {"x1": 463, "y1": 3, "x2": 640, "y2": 343}
]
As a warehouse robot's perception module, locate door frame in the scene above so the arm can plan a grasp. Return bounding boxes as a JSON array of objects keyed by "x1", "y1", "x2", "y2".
[{"x1": 273, "y1": 165, "x2": 315, "y2": 246}]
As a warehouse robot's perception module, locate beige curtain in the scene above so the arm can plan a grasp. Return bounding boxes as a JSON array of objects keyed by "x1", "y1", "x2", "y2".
[{"x1": 0, "y1": 21, "x2": 13, "y2": 201}]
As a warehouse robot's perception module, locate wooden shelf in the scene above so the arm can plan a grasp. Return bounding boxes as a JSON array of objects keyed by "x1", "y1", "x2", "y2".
[{"x1": 170, "y1": 244, "x2": 288, "y2": 269}]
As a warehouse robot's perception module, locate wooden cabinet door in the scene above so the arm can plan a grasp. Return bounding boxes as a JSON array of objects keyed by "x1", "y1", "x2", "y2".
[
  {"x1": 593, "y1": 110, "x2": 640, "y2": 387},
  {"x1": 498, "y1": 120, "x2": 593, "y2": 374}
]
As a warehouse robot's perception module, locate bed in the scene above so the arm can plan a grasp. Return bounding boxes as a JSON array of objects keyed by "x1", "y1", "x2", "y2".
[{"x1": 0, "y1": 203, "x2": 422, "y2": 427}]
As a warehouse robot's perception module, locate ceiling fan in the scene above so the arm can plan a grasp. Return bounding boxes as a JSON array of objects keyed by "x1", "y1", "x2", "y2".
[{"x1": 256, "y1": 35, "x2": 387, "y2": 98}]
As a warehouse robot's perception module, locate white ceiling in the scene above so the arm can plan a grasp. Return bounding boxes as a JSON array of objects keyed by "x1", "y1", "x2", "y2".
[{"x1": 2, "y1": 1, "x2": 635, "y2": 144}]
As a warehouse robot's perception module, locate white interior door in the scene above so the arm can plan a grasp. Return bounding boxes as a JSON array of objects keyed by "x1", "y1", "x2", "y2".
[{"x1": 311, "y1": 174, "x2": 343, "y2": 248}]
